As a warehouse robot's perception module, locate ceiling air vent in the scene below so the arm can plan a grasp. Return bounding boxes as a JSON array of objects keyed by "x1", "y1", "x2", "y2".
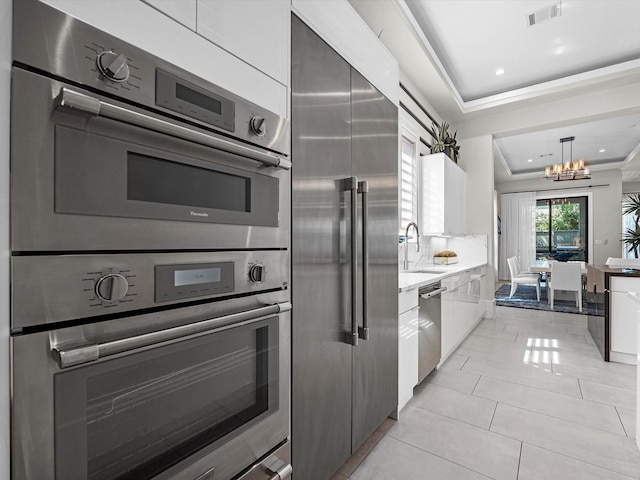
[{"x1": 527, "y1": 2, "x2": 562, "y2": 27}]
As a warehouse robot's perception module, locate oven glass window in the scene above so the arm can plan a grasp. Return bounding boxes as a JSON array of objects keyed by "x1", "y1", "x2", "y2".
[
  {"x1": 127, "y1": 152, "x2": 251, "y2": 212},
  {"x1": 54, "y1": 318, "x2": 278, "y2": 480}
]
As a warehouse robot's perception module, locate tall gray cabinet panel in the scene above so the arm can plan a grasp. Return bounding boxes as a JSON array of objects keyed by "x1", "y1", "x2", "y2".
[
  {"x1": 350, "y1": 68, "x2": 399, "y2": 451},
  {"x1": 291, "y1": 15, "x2": 399, "y2": 480}
]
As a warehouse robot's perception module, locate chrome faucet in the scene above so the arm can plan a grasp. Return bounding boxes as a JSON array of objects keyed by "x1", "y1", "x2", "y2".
[{"x1": 403, "y1": 222, "x2": 420, "y2": 271}]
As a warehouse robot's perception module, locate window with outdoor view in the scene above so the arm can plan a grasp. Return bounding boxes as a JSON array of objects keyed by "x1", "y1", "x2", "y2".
[{"x1": 535, "y1": 196, "x2": 588, "y2": 262}]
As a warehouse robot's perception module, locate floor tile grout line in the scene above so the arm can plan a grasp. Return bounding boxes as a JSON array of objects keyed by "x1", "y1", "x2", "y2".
[
  {"x1": 475, "y1": 391, "x2": 629, "y2": 437},
  {"x1": 408, "y1": 398, "x2": 496, "y2": 432},
  {"x1": 462, "y1": 366, "x2": 583, "y2": 400},
  {"x1": 517, "y1": 441, "x2": 640, "y2": 480},
  {"x1": 614, "y1": 406, "x2": 630, "y2": 438},
  {"x1": 462, "y1": 351, "x2": 557, "y2": 373},
  {"x1": 576, "y1": 375, "x2": 637, "y2": 393},
  {"x1": 468, "y1": 332, "x2": 531, "y2": 348},
  {"x1": 488, "y1": 397, "x2": 498, "y2": 431},
  {"x1": 495, "y1": 398, "x2": 637, "y2": 441},
  {"x1": 457, "y1": 354, "x2": 470, "y2": 371},
  {"x1": 384, "y1": 427, "x2": 501, "y2": 480},
  {"x1": 577, "y1": 377, "x2": 584, "y2": 399},
  {"x1": 470, "y1": 372, "x2": 482, "y2": 396},
  {"x1": 475, "y1": 372, "x2": 635, "y2": 409},
  {"x1": 515, "y1": 441, "x2": 523, "y2": 480}
]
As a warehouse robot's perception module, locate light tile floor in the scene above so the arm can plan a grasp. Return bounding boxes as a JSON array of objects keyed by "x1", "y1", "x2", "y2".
[{"x1": 333, "y1": 305, "x2": 640, "y2": 479}]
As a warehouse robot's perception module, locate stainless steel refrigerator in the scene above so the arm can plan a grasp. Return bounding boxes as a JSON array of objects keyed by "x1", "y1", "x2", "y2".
[{"x1": 291, "y1": 15, "x2": 399, "y2": 480}]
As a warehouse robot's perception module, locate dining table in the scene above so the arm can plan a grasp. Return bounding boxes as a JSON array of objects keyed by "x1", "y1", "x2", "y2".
[{"x1": 529, "y1": 259, "x2": 588, "y2": 275}]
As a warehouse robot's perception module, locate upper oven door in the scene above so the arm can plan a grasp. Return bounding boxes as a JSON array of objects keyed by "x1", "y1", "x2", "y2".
[{"x1": 10, "y1": 68, "x2": 291, "y2": 252}]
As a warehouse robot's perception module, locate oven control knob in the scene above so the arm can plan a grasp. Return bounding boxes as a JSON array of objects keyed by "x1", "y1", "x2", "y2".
[
  {"x1": 249, "y1": 264, "x2": 266, "y2": 284},
  {"x1": 95, "y1": 274, "x2": 129, "y2": 302},
  {"x1": 97, "y1": 50, "x2": 130, "y2": 83},
  {"x1": 249, "y1": 116, "x2": 267, "y2": 137}
]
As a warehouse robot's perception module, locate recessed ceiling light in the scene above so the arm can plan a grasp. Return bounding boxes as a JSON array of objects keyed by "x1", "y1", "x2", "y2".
[
  {"x1": 496, "y1": 68, "x2": 505, "y2": 76},
  {"x1": 527, "y1": 159, "x2": 533, "y2": 163},
  {"x1": 599, "y1": 149, "x2": 605, "y2": 153}
]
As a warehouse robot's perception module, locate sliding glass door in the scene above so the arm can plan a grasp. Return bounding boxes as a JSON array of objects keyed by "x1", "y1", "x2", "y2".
[{"x1": 536, "y1": 196, "x2": 588, "y2": 261}]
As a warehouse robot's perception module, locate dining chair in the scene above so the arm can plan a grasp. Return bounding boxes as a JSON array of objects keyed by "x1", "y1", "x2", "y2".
[
  {"x1": 605, "y1": 257, "x2": 640, "y2": 268},
  {"x1": 507, "y1": 256, "x2": 540, "y2": 301},
  {"x1": 548, "y1": 261, "x2": 582, "y2": 312}
]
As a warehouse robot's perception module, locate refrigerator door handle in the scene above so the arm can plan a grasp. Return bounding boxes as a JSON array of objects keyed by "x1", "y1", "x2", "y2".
[
  {"x1": 358, "y1": 180, "x2": 370, "y2": 340},
  {"x1": 343, "y1": 176, "x2": 359, "y2": 346}
]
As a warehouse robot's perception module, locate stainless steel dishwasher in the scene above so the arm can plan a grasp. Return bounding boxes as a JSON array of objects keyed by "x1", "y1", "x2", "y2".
[{"x1": 418, "y1": 283, "x2": 447, "y2": 383}]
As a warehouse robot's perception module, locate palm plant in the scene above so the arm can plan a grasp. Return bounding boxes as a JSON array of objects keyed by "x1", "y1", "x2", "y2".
[{"x1": 622, "y1": 193, "x2": 640, "y2": 257}]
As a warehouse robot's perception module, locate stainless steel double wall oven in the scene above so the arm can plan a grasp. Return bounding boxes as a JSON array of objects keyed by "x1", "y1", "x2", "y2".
[{"x1": 11, "y1": 2, "x2": 291, "y2": 479}]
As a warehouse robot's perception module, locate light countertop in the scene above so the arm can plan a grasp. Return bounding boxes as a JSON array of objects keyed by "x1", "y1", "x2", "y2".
[{"x1": 399, "y1": 262, "x2": 487, "y2": 292}]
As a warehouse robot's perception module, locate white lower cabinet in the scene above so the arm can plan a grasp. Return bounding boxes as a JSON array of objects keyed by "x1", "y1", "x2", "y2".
[
  {"x1": 441, "y1": 267, "x2": 485, "y2": 362},
  {"x1": 398, "y1": 289, "x2": 419, "y2": 412},
  {"x1": 397, "y1": 266, "x2": 486, "y2": 412},
  {"x1": 610, "y1": 276, "x2": 640, "y2": 362},
  {"x1": 441, "y1": 287, "x2": 456, "y2": 360}
]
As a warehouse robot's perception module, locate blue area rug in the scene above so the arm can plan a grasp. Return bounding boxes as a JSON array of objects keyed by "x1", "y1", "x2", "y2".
[{"x1": 495, "y1": 283, "x2": 599, "y2": 316}]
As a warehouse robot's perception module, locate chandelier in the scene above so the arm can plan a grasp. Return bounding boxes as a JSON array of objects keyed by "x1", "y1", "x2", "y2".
[{"x1": 544, "y1": 136, "x2": 591, "y2": 181}]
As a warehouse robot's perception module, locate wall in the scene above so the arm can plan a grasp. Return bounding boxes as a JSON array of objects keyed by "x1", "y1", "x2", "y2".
[
  {"x1": 399, "y1": 71, "x2": 443, "y2": 156},
  {"x1": 623, "y1": 181, "x2": 640, "y2": 194},
  {"x1": 398, "y1": 72, "x2": 444, "y2": 265},
  {"x1": 0, "y1": 1, "x2": 10, "y2": 478},
  {"x1": 457, "y1": 135, "x2": 496, "y2": 303},
  {"x1": 496, "y1": 169, "x2": 623, "y2": 265}
]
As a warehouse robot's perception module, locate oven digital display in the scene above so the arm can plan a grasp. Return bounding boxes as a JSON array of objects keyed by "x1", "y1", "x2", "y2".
[
  {"x1": 156, "y1": 262, "x2": 234, "y2": 302},
  {"x1": 174, "y1": 267, "x2": 221, "y2": 287},
  {"x1": 176, "y1": 83, "x2": 222, "y2": 114}
]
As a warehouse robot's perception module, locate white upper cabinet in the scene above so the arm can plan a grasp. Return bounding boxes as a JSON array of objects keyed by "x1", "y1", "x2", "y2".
[
  {"x1": 197, "y1": 0, "x2": 290, "y2": 86},
  {"x1": 143, "y1": 0, "x2": 197, "y2": 31},
  {"x1": 419, "y1": 153, "x2": 467, "y2": 236},
  {"x1": 143, "y1": 0, "x2": 290, "y2": 85},
  {"x1": 39, "y1": 0, "x2": 289, "y2": 116}
]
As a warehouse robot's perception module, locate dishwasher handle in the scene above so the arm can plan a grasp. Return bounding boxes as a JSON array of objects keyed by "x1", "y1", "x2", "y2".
[{"x1": 419, "y1": 286, "x2": 447, "y2": 299}]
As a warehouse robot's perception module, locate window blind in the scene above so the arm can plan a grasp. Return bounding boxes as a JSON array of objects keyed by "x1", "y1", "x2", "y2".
[{"x1": 400, "y1": 135, "x2": 418, "y2": 237}]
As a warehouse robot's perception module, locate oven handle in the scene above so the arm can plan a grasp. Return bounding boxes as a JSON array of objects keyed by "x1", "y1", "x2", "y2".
[
  {"x1": 52, "y1": 302, "x2": 292, "y2": 369},
  {"x1": 57, "y1": 88, "x2": 292, "y2": 170}
]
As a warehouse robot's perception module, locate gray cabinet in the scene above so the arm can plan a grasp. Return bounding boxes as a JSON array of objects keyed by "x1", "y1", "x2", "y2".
[{"x1": 291, "y1": 16, "x2": 398, "y2": 480}]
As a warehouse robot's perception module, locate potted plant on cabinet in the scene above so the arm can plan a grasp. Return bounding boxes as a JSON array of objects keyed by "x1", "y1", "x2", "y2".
[{"x1": 430, "y1": 121, "x2": 459, "y2": 163}]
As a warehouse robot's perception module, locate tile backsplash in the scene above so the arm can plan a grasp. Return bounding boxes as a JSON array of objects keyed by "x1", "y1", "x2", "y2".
[{"x1": 399, "y1": 234, "x2": 487, "y2": 269}]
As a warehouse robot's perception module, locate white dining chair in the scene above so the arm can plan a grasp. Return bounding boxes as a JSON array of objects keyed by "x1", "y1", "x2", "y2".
[
  {"x1": 605, "y1": 257, "x2": 640, "y2": 268},
  {"x1": 548, "y1": 261, "x2": 583, "y2": 312},
  {"x1": 507, "y1": 256, "x2": 540, "y2": 301}
]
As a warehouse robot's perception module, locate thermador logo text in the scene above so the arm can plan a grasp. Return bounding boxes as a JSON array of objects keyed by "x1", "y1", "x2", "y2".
[{"x1": 190, "y1": 211, "x2": 209, "y2": 217}]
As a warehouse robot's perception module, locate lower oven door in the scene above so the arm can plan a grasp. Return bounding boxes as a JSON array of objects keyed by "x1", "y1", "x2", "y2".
[{"x1": 12, "y1": 303, "x2": 290, "y2": 480}]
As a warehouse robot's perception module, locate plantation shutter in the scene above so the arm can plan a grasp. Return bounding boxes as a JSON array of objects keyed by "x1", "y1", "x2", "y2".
[{"x1": 400, "y1": 134, "x2": 418, "y2": 237}]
